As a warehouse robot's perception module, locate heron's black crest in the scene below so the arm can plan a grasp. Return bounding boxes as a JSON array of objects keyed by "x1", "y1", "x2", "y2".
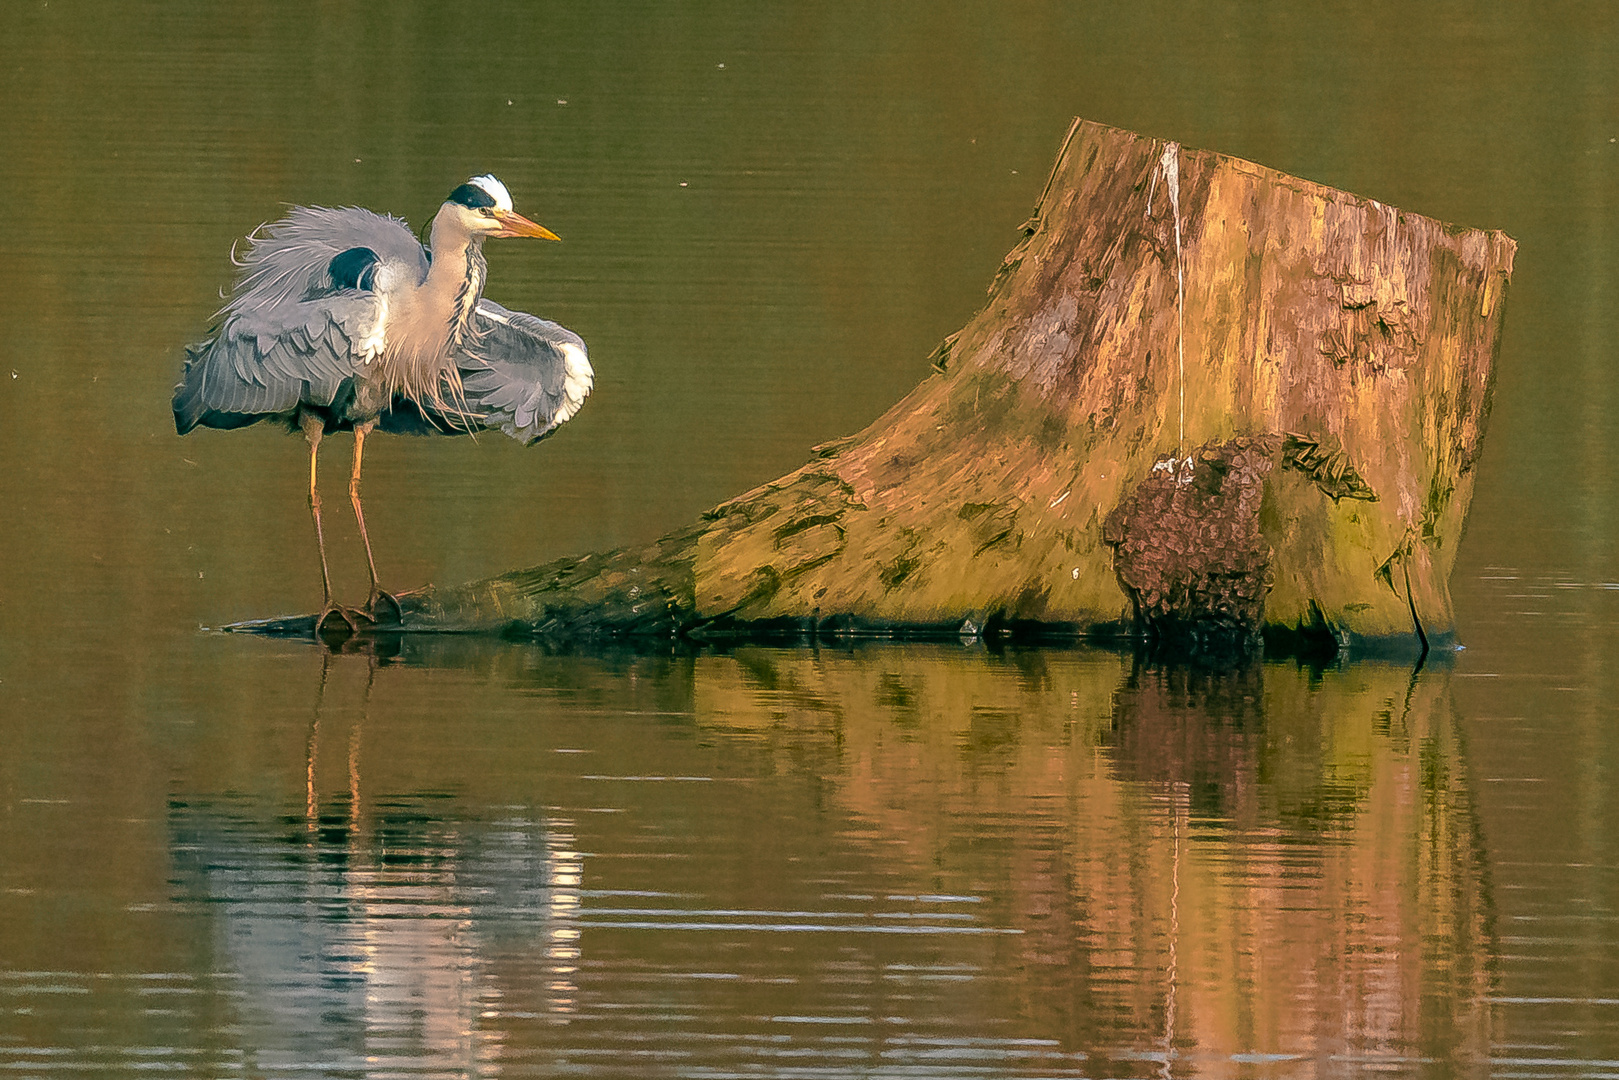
[
  {"x1": 328, "y1": 246, "x2": 379, "y2": 291},
  {"x1": 448, "y1": 183, "x2": 497, "y2": 210}
]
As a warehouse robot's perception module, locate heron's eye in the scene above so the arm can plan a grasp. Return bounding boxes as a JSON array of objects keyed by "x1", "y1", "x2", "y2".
[{"x1": 479, "y1": 207, "x2": 496, "y2": 218}]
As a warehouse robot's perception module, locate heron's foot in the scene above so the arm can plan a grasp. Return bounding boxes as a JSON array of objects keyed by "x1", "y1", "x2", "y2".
[
  {"x1": 368, "y1": 590, "x2": 403, "y2": 627},
  {"x1": 315, "y1": 602, "x2": 374, "y2": 639}
]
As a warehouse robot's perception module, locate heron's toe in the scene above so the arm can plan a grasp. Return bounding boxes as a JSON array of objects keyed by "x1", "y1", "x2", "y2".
[
  {"x1": 369, "y1": 590, "x2": 403, "y2": 627},
  {"x1": 316, "y1": 604, "x2": 361, "y2": 640}
]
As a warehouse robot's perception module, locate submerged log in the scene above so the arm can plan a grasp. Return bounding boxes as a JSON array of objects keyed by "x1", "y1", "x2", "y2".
[{"x1": 237, "y1": 118, "x2": 1516, "y2": 655}]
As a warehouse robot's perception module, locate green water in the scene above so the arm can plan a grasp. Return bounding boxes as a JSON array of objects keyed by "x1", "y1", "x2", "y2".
[{"x1": 1, "y1": 2, "x2": 1617, "y2": 1075}]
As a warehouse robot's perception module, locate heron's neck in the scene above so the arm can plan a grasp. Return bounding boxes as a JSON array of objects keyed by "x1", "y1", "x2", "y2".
[
  {"x1": 371, "y1": 214, "x2": 486, "y2": 414},
  {"x1": 422, "y1": 217, "x2": 488, "y2": 355}
]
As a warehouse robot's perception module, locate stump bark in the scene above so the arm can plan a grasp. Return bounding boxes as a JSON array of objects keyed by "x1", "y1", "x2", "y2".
[{"x1": 240, "y1": 118, "x2": 1516, "y2": 655}]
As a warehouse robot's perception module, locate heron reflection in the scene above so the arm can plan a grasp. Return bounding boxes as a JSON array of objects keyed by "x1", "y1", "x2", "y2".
[{"x1": 169, "y1": 653, "x2": 582, "y2": 1072}]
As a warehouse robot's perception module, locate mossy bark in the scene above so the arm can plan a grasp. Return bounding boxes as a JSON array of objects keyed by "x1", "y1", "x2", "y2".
[{"x1": 242, "y1": 118, "x2": 1516, "y2": 653}]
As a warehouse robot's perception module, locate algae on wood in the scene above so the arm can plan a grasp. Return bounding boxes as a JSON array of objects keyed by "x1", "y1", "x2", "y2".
[{"x1": 258, "y1": 118, "x2": 1515, "y2": 651}]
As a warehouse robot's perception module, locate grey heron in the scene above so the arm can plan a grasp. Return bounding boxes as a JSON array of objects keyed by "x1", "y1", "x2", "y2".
[{"x1": 174, "y1": 175, "x2": 593, "y2": 633}]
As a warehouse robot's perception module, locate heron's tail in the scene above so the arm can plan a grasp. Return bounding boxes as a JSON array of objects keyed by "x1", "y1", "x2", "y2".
[
  {"x1": 172, "y1": 339, "x2": 264, "y2": 435},
  {"x1": 172, "y1": 343, "x2": 212, "y2": 435}
]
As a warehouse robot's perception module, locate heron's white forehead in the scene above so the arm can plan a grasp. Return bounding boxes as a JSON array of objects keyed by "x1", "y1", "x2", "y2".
[{"x1": 468, "y1": 174, "x2": 513, "y2": 212}]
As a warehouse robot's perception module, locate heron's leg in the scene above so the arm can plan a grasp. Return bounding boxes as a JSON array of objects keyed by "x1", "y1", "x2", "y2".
[
  {"x1": 301, "y1": 412, "x2": 336, "y2": 605},
  {"x1": 302, "y1": 412, "x2": 357, "y2": 635},
  {"x1": 349, "y1": 420, "x2": 401, "y2": 625},
  {"x1": 348, "y1": 420, "x2": 379, "y2": 589}
]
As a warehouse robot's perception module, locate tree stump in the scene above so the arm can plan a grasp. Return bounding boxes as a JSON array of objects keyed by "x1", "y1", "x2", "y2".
[{"x1": 236, "y1": 118, "x2": 1516, "y2": 656}]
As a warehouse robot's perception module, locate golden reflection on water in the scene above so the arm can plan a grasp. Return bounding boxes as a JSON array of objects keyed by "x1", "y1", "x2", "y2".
[
  {"x1": 693, "y1": 648, "x2": 1493, "y2": 1070},
  {"x1": 143, "y1": 644, "x2": 1493, "y2": 1075}
]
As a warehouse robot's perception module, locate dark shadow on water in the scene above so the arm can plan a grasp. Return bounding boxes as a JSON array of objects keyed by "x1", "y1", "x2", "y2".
[
  {"x1": 243, "y1": 616, "x2": 1458, "y2": 685},
  {"x1": 227, "y1": 604, "x2": 1439, "y2": 670}
]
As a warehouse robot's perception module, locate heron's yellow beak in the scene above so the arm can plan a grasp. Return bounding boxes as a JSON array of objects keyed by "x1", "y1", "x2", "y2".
[{"x1": 491, "y1": 208, "x2": 561, "y2": 241}]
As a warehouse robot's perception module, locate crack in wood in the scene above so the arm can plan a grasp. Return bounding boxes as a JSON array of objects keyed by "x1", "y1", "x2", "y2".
[{"x1": 1281, "y1": 433, "x2": 1378, "y2": 502}]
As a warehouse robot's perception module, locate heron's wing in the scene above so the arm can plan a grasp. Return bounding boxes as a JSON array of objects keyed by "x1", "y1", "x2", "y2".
[
  {"x1": 172, "y1": 291, "x2": 385, "y2": 432},
  {"x1": 223, "y1": 205, "x2": 427, "y2": 319},
  {"x1": 175, "y1": 205, "x2": 425, "y2": 433},
  {"x1": 399, "y1": 299, "x2": 592, "y2": 445}
]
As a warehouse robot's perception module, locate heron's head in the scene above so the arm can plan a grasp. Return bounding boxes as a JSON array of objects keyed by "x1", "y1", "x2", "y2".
[{"x1": 442, "y1": 174, "x2": 560, "y2": 241}]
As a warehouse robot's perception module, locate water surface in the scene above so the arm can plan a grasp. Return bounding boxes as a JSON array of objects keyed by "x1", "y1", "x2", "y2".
[{"x1": 2, "y1": 2, "x2": 1617, "y2": 1076}]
